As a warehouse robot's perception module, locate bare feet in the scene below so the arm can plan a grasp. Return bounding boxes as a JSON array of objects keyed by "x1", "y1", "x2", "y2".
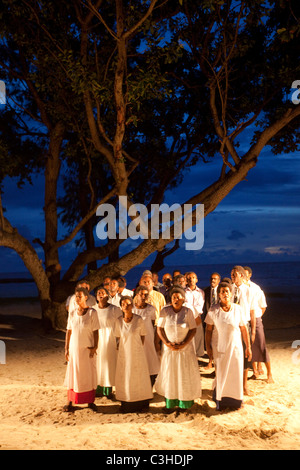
[{"x1": 63, "y1": 402, "x2": 74, "y2": 412}]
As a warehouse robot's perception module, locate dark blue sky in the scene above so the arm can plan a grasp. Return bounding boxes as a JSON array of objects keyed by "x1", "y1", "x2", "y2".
[{"x1": 1, "y1": 139, "x2": 299, "y2": 274}]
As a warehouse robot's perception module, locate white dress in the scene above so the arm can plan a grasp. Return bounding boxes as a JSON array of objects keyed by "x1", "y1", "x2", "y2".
[
  {"x1": 205, "y1": 303, "x2": 244, "y2": 403},
  {"x1": 154, "y1": 305, "x2": 202, "y2": 402},
  {"x1": 64, "y1": 308, "x2": 100, "y2": 401},
  {"x1": 95, "y1": 303, "x2": 122, "y2": 387},
  {"x1": 133, "y1": 304, "x2": 161, "y2": 376},
  {"x1": 114, "y1": 314, "x2": 153, "y2": 403}
]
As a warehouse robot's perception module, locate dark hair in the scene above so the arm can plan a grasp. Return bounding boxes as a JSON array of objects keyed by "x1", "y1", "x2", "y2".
[
  {"x1": 210, "y1": 272, "x2": 221, "y2": 280},
  {"x1": 119, "y1": 295, "x2": 134, "y2": 307},
  {"x1": 243, "y1": 266, "x2": 252, "y2": 275},
  {"x1": 95, "y1": 285, "x2": 109, "y2": 296},
  {"x1": 173, "y1": 274, "x2": 185, "y2": 285},
  {"x1": 134, "y1": 285, "x2": 149, "y2": 295},
  {"x1": 118, "y1": 276, "x2": 126, "y2": 288},
  {"x1": 76, "y1": 279, "x2": 90, "y2": 288},
  {"x1": 217, "y1": 281, "x2": 234, "y2": 294},
  {"x1": 232, "y1": 265, "x2": 246, "y2": 277},
  {"x1": 75, "y1": 286, "x2": 89, "y2": 297},
  {"x1": 221, "y1": 277, "x2": 232, "y2": 284},
  {"x1": 170, "y1": 286, "x2": 186, "y2": 298}
]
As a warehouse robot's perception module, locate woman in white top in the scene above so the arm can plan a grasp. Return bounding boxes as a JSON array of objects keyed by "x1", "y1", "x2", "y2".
[
  {"x1": 132, "y1": 286, "x2": 161, "y2": 386},
  {"x1": 94, "y1": 286, "x2": 122, "y2": 398},
  {"x1": 64, "y1": 287, "x2": 100, "y2": 412},
  {"x1": 154, "y1": 287, "x2": 202, "y2": 412},
  {"x1": 205, "y1": 281, "x2": 252, "y2": 411},
  {"x1": 114, "y1": 296, "x2": 153, "y2": 413}
]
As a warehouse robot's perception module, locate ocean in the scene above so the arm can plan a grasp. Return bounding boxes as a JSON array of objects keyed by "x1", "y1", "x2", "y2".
[{"x1": 0, "y1": 261, "x2": 299, "y2": 299}]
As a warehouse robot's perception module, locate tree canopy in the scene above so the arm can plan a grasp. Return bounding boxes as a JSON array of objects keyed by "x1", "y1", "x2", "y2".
[{"x1": 0, "y1": 0, "x2": 299, "y2": 328}]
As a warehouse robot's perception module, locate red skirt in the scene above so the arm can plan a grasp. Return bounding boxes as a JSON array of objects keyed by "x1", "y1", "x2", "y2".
[{"x1": 68, "y1": 389, "x2": 96, "y2": 404}]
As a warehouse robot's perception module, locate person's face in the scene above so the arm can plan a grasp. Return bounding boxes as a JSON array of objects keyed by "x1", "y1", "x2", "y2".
[
  {"x1": 244, "y1": 269, "x2": 251, "y2": 282},
  {"x1": 152, "y1": 273, "x2": 158, "y2": 284},
  {"x1": 103, "y1": 277, "x2": 111, "y2": 289},
  {"x1": 162, "y1": 274, "x2": 172, "y2": 287},
  {"x1": 120, "y1": 299, "x2": 133, "y2": 316},
  {"x1": 110, "y1": 279, "x2": 119, "y2": 294},
  {"x1": 231, "y1": 269, "x2": 243, "y2": 286},
  {"x1": 187, "y1": 273, "x2": 198, "y2": 288},
  {"x1": 75, "y1": 291, "x2": 88, "y2": 308},
  {"x1": 137, "y1": 289, "x2": 149, "y2": 304},
  {"x1": 96, "y1": 288, "x2": 108, "y2": 303},
  {"x1": 177, "y1": 276, "x2": 187, "y2": 288},
  {"x1": 210, "y1": 274, "x2": 220, "y2": 288},
  {"x1": 171, "y1": 293, "x2": 184, "y2": 311},
  {"x1": 219, "y1": 286, "x2": 232, "y2": 304},
  {"x1": 140, "y1": 276, "x2": 154, "y2": 291}
]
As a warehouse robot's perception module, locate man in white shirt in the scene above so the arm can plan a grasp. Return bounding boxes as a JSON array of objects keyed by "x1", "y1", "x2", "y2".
[
  {"x1": 231, "y1": 265, "x2": 256, "y2": 395},
  {"x1": 118, "y1": 276, "x2": 134, "y2": 297},
  {"x1": 66, "y1": 279, "x2": 97, "y2": 313},
  {"x1": 185, "y1": 271, "x2": 205, "y2": 358},
  {"x1": 108, "y1": 277, "x2": 122, "y2": 306}
]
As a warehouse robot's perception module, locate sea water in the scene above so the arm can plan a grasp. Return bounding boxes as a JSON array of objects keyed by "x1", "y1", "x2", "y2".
[{"x1": 0, "y1": 261, "x2": 299, "y2": 298}]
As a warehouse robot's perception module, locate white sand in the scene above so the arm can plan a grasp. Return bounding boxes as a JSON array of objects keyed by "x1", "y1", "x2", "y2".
[{"x1": 0, "y1": 296, "x2": 300, "y2": 450}]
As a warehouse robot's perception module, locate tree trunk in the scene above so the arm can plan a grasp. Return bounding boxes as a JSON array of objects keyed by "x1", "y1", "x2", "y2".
[{"x1": 44, "y1": 123, "x2": 65, "y2": 290}]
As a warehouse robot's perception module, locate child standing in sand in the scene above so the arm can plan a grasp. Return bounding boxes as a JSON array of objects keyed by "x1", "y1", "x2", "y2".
[{"x1": 63, "y1": 287, "x2": 100, "y2": 412}]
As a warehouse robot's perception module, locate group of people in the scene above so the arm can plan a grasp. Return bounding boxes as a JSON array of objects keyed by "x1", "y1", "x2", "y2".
[{"x1": 63, "y1": 265, "x2": 273, "y2": 414}]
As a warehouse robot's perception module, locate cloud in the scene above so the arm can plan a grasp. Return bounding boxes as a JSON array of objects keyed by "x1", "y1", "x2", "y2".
[
  {"x1": 227, "y1": 230, "x2": 246, "y2": 241},
  {"x1": 264, "y1": 246, "x2": 300, "y2": 256}
]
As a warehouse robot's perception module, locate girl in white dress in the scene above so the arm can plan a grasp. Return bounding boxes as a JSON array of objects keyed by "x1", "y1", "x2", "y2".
[
  {"x1": 154, "y1": 287, "x2": 202, "y2": 412},
  {"x1": 132, "y1": 286, "x2": 161, "y2": 386},
  {"x1": 94, "y1": 286, "x2": 122, "y2": 398},
  {"x1": 64, "y1": 287, "x2": 100, "y2": 412},
  {"x1": 114, "y1": 296, "x2": 153, "y2": 413},
  {"x1": 205, "y1": 281, "x2": 252, "y2": 411}
]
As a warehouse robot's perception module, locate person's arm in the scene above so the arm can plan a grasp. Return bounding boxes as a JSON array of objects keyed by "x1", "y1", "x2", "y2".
[
  {"x1": 175, "y1": 328, "x2": 196, "y2": 350},
  {"x1": 157, "y1": 326, "x2": 179, "y2": 351},
  {"x1": 65, "y1": 329, "x2": 72, "y2": 361},
  {"x1": 240, "y1": 325, "x2": 252, "y2": 362},
  {"x1": 250, "y1": 309, "x2": 256, "y2": 344},
  {"x1": 88, "y1": 330, "x2": 99, "y2": 358}
]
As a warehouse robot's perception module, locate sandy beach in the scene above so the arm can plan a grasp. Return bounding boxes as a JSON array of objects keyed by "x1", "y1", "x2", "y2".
[{"x1": 0, "y1": 291, "x2": 300, "y2": 451}]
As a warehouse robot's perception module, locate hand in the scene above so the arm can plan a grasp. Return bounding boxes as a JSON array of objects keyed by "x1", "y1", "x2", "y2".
[
  {"x1": 245, "y1": 347, "x2": 252, "y2": 362},
  {"x1": 88, "y1": 347, "x2": 97, "y2": 358},
  {"x1": 166, "y1": 341, "x2": 178, "y2": 351},
  {"x1": 65, "y1": 349, "x2": 69, "y2": 362}
]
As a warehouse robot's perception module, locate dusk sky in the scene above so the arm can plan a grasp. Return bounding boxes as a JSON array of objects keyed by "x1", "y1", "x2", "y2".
[{"x1": 1, "y1": 134, "x2": 299, "y2": 274}]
